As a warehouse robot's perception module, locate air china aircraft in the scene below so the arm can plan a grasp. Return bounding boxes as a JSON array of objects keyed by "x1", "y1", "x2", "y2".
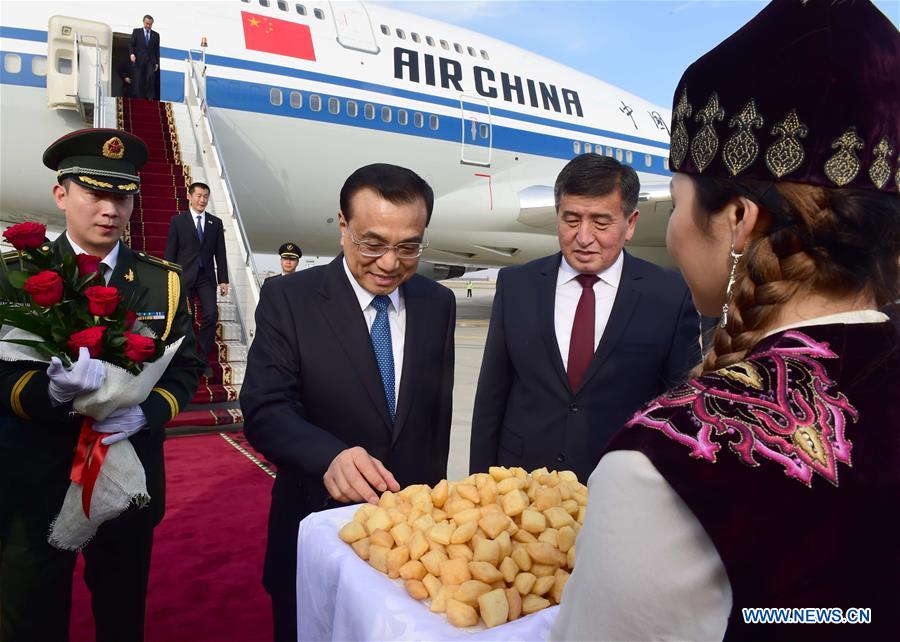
[{"x1": 0, "y1": 0, "x2": 674, "y2": 275}]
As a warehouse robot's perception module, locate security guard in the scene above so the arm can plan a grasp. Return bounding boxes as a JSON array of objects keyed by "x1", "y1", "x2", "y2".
[
  {"x1": 0, "y1": 129, "x2": 205, "y2": 642},
  {"x1": 264, "y1": 241, "x2": 302, "y2": 284}
]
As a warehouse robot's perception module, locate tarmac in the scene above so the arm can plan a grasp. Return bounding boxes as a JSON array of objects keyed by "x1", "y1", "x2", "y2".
[{"x1": 444, "y1": 280, "x2": 495, "y2": 481}]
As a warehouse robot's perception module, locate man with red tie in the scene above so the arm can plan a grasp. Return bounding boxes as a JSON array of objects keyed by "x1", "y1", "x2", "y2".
[{"x1": 469, "y1": 154, "x2": 700, "y2": 482}]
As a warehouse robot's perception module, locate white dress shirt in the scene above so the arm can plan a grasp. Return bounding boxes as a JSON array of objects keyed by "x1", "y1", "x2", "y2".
[
  {"x1": 554, "y1": 251, "x2": 624, "y2": 370},
  {"x1": 190, "y1": 208, "x2": 206, "y2": 236},
  {"x1": 551, "y1": 310, "x2": 889, "y2": 641},
  {"x1": 342, "y1": 258, "x2": 405, "y2": 401},
  {"x1": 65, "y1": 232, "x2": 119, "y2": 285}
]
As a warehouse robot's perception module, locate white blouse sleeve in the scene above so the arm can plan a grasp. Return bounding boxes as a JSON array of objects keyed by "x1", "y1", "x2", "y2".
[{"x1": 550, "y1": 450, "x2": 732, "y2": 641}]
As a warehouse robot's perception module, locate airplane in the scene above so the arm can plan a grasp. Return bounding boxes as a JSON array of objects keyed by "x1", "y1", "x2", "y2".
[{"x1": 0, "y1": 0, "x2": 674, "y2": 280}]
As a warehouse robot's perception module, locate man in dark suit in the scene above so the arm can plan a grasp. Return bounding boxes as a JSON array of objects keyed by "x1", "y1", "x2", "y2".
[
  {"x1": 128, "y1": 14, "x2": 160, "y2": 100},
  {"x1": 470, "y1": 154, "x2": 700, "y2": 482},
  {"x1": 164, "y1": 182, "x2": 229, "y2": 370},
  {"x1": 241, "y1": 164, "x2": 455, "y2": 642},
  {"x1": 0, "y1": 129, "x2": 204, "y2": 642}
]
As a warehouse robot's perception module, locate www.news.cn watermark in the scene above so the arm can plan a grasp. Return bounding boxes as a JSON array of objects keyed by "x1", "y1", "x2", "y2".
[{"x1": 742, "y1": 607, "x2": 872, "y2": 624}]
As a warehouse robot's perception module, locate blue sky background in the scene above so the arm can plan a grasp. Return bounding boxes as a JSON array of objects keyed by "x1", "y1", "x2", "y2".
[{"x1": 377, "y1": 1, "x2": 900, "y2": 108}]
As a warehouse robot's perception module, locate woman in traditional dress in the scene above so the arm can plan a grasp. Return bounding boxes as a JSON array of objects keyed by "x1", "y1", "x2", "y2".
[{"x1": 552, "y1": 1, "x2": 899, "y2": 640}]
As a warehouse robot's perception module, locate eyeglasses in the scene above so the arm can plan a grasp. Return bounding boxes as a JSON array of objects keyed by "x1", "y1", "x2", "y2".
[{"x1": 348, "y1": 229, "x2": 427, "y2": 259}]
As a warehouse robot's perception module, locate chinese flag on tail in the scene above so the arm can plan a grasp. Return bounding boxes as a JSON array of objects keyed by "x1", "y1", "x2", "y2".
[{"x1": 241, "y1": 11, "x2": 316, "y2": 61}]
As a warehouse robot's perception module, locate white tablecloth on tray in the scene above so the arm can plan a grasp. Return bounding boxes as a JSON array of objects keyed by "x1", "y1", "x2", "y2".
[{"x1": 296, "y1": 504, "x2": 557, "y2": 641}]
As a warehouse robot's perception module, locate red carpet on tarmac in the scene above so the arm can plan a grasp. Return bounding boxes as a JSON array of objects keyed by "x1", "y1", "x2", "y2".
[{"x1": 70, "y1": 433, "x2": 274, "y2": 642}]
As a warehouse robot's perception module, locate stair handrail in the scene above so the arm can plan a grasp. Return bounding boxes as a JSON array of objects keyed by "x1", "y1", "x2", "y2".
[
  {"x1": 74, "y1": 33, "x2": 104, "y2": 126},
  {"x1": 185, "y1": 48, "x2": 260, "y2": 289}
]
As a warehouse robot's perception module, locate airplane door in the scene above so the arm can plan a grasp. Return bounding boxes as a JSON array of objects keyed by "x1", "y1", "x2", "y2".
[
  {"x1": 460, "y1": 95, "x2": 492, "y2": 167},
  {"x1": 47, "y1": 15, "x2": 111, "y2": 111},
  {"x1": 329, "y1": 2, "x2": 379, "y2": 54}
]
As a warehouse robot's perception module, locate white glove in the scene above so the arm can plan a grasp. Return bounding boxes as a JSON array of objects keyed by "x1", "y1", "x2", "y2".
[
  {"x1": 92, "y1": 405, "x2": 147, "y2": 445},
  {"x1": 47, "y1": 347, "x2": 106, "y2": 406}
]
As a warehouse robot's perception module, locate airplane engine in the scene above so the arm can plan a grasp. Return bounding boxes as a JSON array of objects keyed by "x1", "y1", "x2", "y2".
[{"x1": 417, "y1": 262, "x2": 467, "y2": 281}]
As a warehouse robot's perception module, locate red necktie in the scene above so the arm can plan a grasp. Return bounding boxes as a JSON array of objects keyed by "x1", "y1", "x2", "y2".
[{"x1": 567, "y1": 273, "x2": 599, "y2": 391}]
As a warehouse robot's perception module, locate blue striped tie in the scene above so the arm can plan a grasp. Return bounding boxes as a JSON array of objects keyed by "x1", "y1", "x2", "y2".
[{"x1": 370, "y1": 295, "x2": 396, "y2": 421}]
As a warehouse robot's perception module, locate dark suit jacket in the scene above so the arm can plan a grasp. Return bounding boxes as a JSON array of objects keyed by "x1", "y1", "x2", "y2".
[
  {"x1": 0, "y1": 237, "x2": 204, "y2": 531},
  {"x1": 469, "y1": 251, "x2": 700, "y2": 482},
  {"x1": 128, "y1": 28, "x2": 160, "y2": 68},
  {"x1": 240, "y1": 255, "x2": 456, "y2": 593},
  {"x1": 164, "y1": 211, "x2": 228, "y2": 291}
]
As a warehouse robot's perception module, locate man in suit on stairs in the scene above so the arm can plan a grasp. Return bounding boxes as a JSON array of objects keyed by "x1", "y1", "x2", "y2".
[
  {"x1": 470, "y1": 154, "x2": 701, "y2": 482},
  {"x1": 128, "y1": 14, "x2": 160, "y2": 100},
  {"x1": 241, "y1": 164, "x2": 456, "y2": 642},
  {"x1": 164, "y1": 182, "x2": 229, "y2": 373}
]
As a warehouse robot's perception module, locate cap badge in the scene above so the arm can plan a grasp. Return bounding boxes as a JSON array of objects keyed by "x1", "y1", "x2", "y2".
[{"x1": 102, "y1": 136, "x2": 125, "y2": 160}]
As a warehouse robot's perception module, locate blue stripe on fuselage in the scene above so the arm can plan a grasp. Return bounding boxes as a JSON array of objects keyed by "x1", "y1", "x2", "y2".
[{"x1": 1, "y1": 25, "x2": 670, "y2": 152}]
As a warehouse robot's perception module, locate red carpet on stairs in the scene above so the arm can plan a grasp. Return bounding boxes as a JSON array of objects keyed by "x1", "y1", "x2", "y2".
[{"x1": 70, "y1": 433, "x2": 274, "y2": 642}]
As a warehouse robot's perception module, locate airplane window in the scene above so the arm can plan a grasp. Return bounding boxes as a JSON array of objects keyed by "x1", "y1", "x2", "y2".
[
  {"x1": 309, "y1": 94, "x2": 321, "y2": 111},
  {"x1": 364, "y1": 103, "x2": 375, "y2": 120},
  {"x1": 398, "y1": 109, "x2": 408, "y2": 126},
  {"x1": 414, "y1": 112, "x2": 424, "y2": 128},
  {"x1": 269, "y1": 87, "x2": 283, "y2": 106},
  {"x1": 615, "y1": 149, "x2": 623, "y2": 161},
  {"x1": 296, "y1": 4, "x2": 307, "y2": 15},
  {"x1": 241, "y1": 0, "x2": 250, "y2": 3},
  {"x1": 411, "y1": 32, "x2": 421, "y2": 43},
  {"x1": 440, "y1": 40, "x2": 449, "y2": 50},
  {"x1": 644, "y1": 154, "x2": 652, "y2": 167},
  {"x1": 479, "y1": 123, "x2": 489, "y2": 139},
  {"x1": 426, "y1": 36, "x2": 435, "y2": 46},
  {"x1": 396, "y1": 29, "x2": 406, "y2": 39},
  {"x1": 429, "y1": 114, "x2": 439, "y2": 130},
  {"x1": 583, "y1": 143, "x2": 592, "y2": 153},
  {"x1": 328, "y1": 97, "x2": 340, "y2": 114},
  {"x1": 467, "y1": 46, "x2": 476, "y2": 57},
  {"x1": 56, "y1": 56, "x2": 72, "y2": 75},
  {"x1": 480, "y1": 50, "x2": 489, "y2": 60},
  {"x1": 4, "y1": 53, "x2": 21, "y2": 74},
  {"x1": 31, "y1": 56, "x2": 47, "y2": 77},
  {"x1": 454, "y1": 43, "x2": 463, "y2": 54},
  {"x1": 380, "y1": 24, "x2": 389, "y2": 35},
  {"x1": 381, "y1": 106, "x2": 392, "y2": 123},
  {"x1": 573, "y1": 141, "x2": 581, "y2": 154},
  {"x1": 347, "y1": 100, "x2": 358, "y2": 117},
  {"x1": 605, "y1": 146, "x2": 613, "y2": 156},
  {"x1": 277, "y1": 0, "x2": 288, "y2": 10},
  {"x1": 289, "y1": 91, "x2": 302, "y2": 108},
  {"x1": 314, "y1": 8, "x2": 325, "y2": 20},
  {"x1": 626, "y1": 150, "x2": 633, "y2": 163},
  {"x1": 259, "y1": 0, "x2": 270, "y2": 7}
]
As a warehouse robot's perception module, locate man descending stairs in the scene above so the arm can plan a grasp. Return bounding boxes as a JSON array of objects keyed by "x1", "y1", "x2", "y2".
[{"x1": 118, "y1": 97, "x2": 244, "y2": 432}]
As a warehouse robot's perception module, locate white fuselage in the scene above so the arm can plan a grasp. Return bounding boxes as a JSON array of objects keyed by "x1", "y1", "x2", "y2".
[{"x1": 0, "y1": 1, "x2": 673, "y2": 267}]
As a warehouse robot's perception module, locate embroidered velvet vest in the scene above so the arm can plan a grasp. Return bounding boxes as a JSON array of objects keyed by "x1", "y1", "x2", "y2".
[{"x1": 605, "y1": 322, "x2": 900, "y2": 641}]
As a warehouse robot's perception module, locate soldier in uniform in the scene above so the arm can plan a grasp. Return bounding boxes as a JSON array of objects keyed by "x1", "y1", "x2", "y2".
[
  {"x1": 264, "y1": 241, "x2": 302, "y2": 285},
  {"x1": 0, "y1": 129, "x2": 205, "y2": 642}
]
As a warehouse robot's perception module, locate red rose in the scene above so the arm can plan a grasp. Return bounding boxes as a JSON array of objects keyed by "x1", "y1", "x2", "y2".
[
  {"x1": 23, "y1": 270, "x2": 64, "y2": 307},
  {"x1": 76, "y1": 253, "x2": 103, "y2": 279},
  {"x1": 68, "y1": 326, "x2": 105, "y2": 358},
  {"x1": 2, "y1": 221, "x2": 46, "y2": 251},
  {"x1": 84, "y1": 285, "x2": 121, "y2": 317},
  {"x1": 124, "y1": 332, "x2": 156, "y2": 363},
  {"x1": 124, "y1": 310, "x2": 137, "y2": 329}
]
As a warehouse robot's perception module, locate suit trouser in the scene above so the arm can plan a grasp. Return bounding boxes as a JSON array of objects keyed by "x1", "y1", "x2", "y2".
[
  {"x1": 191, "y1": 270, "x2": 218, "y2": 361},
  {"x1": 0, "y1": 500, "x2": 154, "y2": 642},
  {"x1": 133, "y1": 62, "x2": 156, "y2": 100}
]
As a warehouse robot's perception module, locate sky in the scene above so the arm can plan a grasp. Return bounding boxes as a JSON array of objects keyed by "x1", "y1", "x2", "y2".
[{"x1": 376, "y1": 0, "x2": 900, "y2": 108}]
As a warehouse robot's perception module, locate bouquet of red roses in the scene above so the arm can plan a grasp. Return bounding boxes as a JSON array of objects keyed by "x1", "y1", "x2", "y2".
[
  {"x1": 2, "y1": 221, "x2": 185, "y2": 550},
  {"x1": 1, "y1": 221, "x2": 161, "y2": 373}
]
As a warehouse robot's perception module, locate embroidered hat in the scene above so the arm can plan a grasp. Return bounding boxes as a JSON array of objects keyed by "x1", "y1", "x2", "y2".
[
  {"x1": 279, "y1": 242, "x2": 302, "y2": 259},
  {"x1": 669, "y1": 0, "x2": 900, "y2": 194},
  {"x1": 43, "y1": 128, "x2": 148, "y2": 195}
]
